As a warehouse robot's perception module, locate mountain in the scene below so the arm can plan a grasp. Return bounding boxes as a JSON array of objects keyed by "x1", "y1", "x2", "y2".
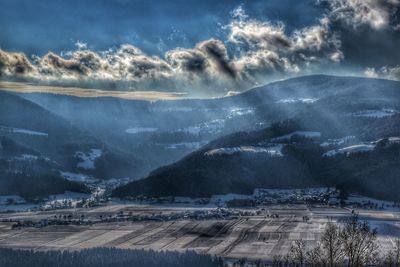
[
  {"x1": 2, "y1": 75, "x2": 400, "y2": 200},
  {"x1": 112, "y1": 75, "x2": 400, "y2": 201},
  {"x1": 0, "y1": 92, "x2": 143, "y2": 199},
  {"x1": 18, "y1": 75, "x2": 400, "y2": 177}
]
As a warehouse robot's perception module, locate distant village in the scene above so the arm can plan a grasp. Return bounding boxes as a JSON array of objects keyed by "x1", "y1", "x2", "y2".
[{"x1": 2, "y1": 187, "x2": 399, "y2": 229}]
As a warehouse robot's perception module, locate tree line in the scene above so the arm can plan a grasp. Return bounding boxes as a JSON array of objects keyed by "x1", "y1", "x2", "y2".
[
  {"x1": 271, "y1": 214, "x2": 400, "y2": 267},
  {"x1": 0, "y1": 247, "x2": 223, "y2": 267}
]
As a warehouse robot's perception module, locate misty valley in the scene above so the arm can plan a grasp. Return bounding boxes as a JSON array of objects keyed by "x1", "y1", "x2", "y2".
[
  {"x1": 0, "y1": 75, "x2": 400, "y2": 266},
  {"x1": 2, "y1": 75, "x2": 400, "y2": 201}
]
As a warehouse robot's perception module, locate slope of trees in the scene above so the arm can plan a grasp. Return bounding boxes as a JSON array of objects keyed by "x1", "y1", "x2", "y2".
[
  {"x1": 0, "y1": 247, "x2": 223, "y2": 267},
  {"x1": 113, "y1": 115, "x2": 400, "y2": 201},
  {"x1": 0, "y1": 171, "x2": 90, "y2": 200}
]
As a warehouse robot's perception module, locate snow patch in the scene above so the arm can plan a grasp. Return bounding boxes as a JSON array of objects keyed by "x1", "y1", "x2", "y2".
[
  {"x1": 13, "y1": 154, "x2": 39, "y2": 161},
  {"x1": 125, "y1": 127, "x2": 158, "y2": 134},
  {"x1": 276, "y1": 98, "x2": 319, "y2": 104},
  {"x1": 0, "y1": 195, "x2": 26, "y2": 205},
  {"x1": 349, "y1": 109, "x2": 399, "y2": 118},
  {"x1": 150, "y1": 107, "x2": 194, "y2": 112},
  {"x1": 75, "y1": 149, "x2": 102, "y2": 170},
  {"x1": 0, "y1": 126, "x2": 48, "y2": 136},
  {"x1": 376, "y1": 137, "x2": 400, "y2": 144},
  {"x1": 205, "y1": 145, "x2": 284, "y2": 157},
  {"x1": 227, "y1": 107, "x2": 255, "y2": 119},
  {"x1": 60, "y1": 172, "x2": 98, "y2": 183},
  {"x1": 387, "y1": 137, "x2": 400, "y2": 143},
  {"x1": 272, "y1": 131, "x2": 321, "y2": 142},
  {"x1": 323, "y1": 144, "x2": 375, "y2": 157},
  {"x1": 176, "y1": 119, "x2": 225, "y2": 135},
  {"x1": 320, "y1": 136, "x2": 356, "y2": 147},
  {"x1": 165, "y1": 142, "x2": 207, "y2": 150}
]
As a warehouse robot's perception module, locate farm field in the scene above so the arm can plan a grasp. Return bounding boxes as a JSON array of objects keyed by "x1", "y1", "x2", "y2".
[{"x1": 0, "y1": 204, "x2": 399, "y2": 262}]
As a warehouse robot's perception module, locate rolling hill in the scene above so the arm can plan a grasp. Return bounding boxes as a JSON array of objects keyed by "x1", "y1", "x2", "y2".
[{"x1": 112, "y1": 75, "x2": 400, "y2": 201}]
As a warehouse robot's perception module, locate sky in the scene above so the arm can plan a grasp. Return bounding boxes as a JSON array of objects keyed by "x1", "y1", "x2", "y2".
[{"x1": 0, "y1": 0, "x2": 399, "y2": 97}]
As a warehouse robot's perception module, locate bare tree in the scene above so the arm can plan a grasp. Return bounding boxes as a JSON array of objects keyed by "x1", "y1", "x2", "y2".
[
  {"x1": 272, "y1": 255, "x2": 285, "y2": 267},
  {"x1": 283, "y1": 214, "x2": 382, "y2": 267},
  {"x1": 305, "y1": 243, "x2": 324, "y2": 267},
  {"x1": 382, "y1": 238, "x2": 400, "y2": 267},
  {"x1": 320, "y1": 221, "x2": 345, "y2": 267},
  {"x1": 340, "y1": 214, "x2": 379, "y2": 267},
  {"x1": 286, "y1": 221, "x2": 345, "y2": 267},
  {"x1": 288, "y1": 239, "x2": 307, "y2": 266},
  {"x1": 394, "y1": 238, "x2": 400, "y2": 267}
]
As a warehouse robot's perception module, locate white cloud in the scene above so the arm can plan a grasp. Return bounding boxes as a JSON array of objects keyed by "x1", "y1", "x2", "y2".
[
  {"x1": 322, "y1": 0, "x2": 400, "y2": 30},
  {"x1": 75, "y1": 40, "x2": 88, "y2": 50},
  {"x1": 227, "y1": 8, "x2": 342, "y2": 83},
  {"x1": 365, "y1": 66, "x2": 400, "y2": 80},
  {"x1": 0, "y1": 6, "x2": 347, "y2": 97}
]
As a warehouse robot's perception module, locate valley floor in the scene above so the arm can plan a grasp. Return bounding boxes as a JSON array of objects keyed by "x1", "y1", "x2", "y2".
[{"x1": 0, "y1": 204, "x2": 399, "y2": 262}]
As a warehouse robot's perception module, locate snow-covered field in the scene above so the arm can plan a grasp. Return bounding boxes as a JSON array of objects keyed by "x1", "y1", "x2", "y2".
[
  {"x1": 1, "y1": 201, "x2": 399, "y2": 262},
  {"x1": 346, "y1": 194, "x2": 400, "y2": 211},
  {"x1": 0, "y1": 203, "x2": 37, "y2": 212},
  {"x1": 75, "y1": 149, "x2": 102, "y2": 170},
  {"x1": 0, "y1": 195, "x2": 35, "y2": 212}
]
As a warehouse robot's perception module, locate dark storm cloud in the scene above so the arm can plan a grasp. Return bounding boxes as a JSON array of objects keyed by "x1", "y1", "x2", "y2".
[
  {"x1": 0, "y1": 50, "x2": 33, "y2": 76},
  {"x1": 165, "y1": 39, "x2": 236, "y2": 78},
  {"x1": 197, "y1": 39, "x2": 237, "y2": 79},
  {"x1": 166, "y1": 48, "x2": 208, "y2": 73}
]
